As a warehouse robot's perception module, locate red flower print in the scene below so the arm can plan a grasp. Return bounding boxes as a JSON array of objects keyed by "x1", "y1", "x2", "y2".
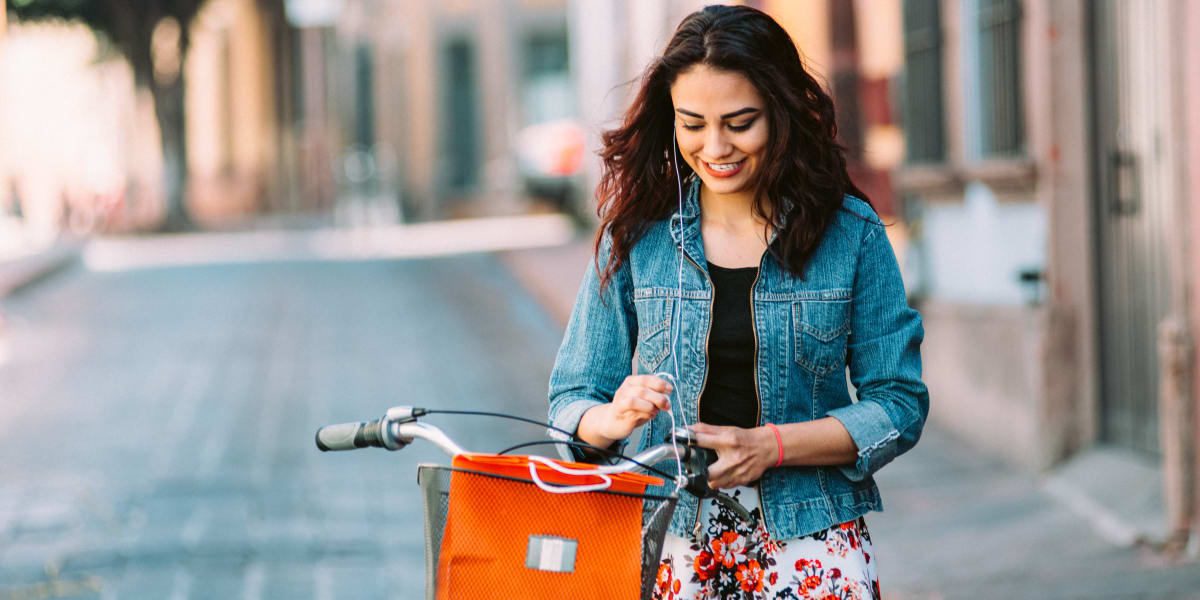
[
  {"x1": 693, "y1": 550, "x2": 718, "y2": 581},
  {"x1": 811, "y1": 559, "x2": 822, "y2": 569},
  {"x1": 656, "y1": 563, "x2": 672, "y2": 586},
  {"x1": 840, "y1": 521, "x2": 854, "y2": 530},
  {"x1": 795, "y1": 558, "x2": 808, "y2": 570},
  {"x1": 653, "y1": 562, "x2": 678, "y2": 600},
  {"x1": 769, "y1": 571, "x2": 778, "y2": 586},
  {"x1": 735, "y1": 559, "x2": 765, "y2": 593},
  {"x1": 710, "y1": 531, "x2": 747, "y2": 568},
  {"x1": 829, "y1": 568, "x2": 842, "y2": 579},
  {"x1": 864, "y1": 552, "x2": 870, "y2": 564},
  {"x1": 804, "y1": 575, "x2": 821, "y2": 590}
]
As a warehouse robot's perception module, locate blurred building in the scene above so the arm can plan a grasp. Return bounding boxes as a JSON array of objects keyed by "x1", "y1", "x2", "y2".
[
  {"x1": 0, "y1": 1, "x2": 288, "y2": 236},
  {"x1": 0, "y1": 0, "x2": 579, "y2": 239},
  {"x1": 315, "y1": 0, "x2": 576, "y2": 223},
  {"x1": 0, "y1": 20, "x2": 160, "y2": 246},
  {"x1": 890, "y1": 0, "x2": 1200, "y2": 547},
  {"x1": 185, "y1": 0, "x2": 285, "y2": 225}
]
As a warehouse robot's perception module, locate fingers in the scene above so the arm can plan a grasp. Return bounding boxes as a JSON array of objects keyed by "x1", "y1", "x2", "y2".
[
  {"x1": 617, "y1": 375, "x2": 673, "y2": 412},
  {"x1": 687, "y1": 423, "x2": 733, "y2": 450},
  {"x1": 706, "y1": 452, "x2": 761, "y2": 489},
  {"x1": 626, "y1": 396, "x2": 662, "y2": 417},
  {"x1": 631, "y1": 374, "x2": 675, "y2": 395},
  {"x1": 707, "y1": 456, "x2": 745, "y2": 489},
  {"x1": 688, "y1": 425, "x2": 769, "y2": 488}
]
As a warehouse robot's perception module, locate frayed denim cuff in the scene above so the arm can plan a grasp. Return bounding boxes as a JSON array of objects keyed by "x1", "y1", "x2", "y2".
[{"x1": 827, "y1": 400, "x2": 900, "y2": 482}]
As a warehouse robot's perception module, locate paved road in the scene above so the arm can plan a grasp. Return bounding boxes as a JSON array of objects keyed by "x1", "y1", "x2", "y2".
[
  {"x1": 4, "y1": 237, "x2": 1200, "y2": 599},
  {"x1": 0, "y1": 251, "x2": 563, "y2": 598}
]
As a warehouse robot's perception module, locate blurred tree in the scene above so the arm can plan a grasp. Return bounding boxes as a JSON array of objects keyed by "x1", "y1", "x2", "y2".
[{"x1": 5, "y1": 0, "x2": 207, "y2": 231}]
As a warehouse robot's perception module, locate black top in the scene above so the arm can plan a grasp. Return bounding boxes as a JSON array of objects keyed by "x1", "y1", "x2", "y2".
[{"x1": 698, "y1": 261, "x2": 759, "y2": 429}]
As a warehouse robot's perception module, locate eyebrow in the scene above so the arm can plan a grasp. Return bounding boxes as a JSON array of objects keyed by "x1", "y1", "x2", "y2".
[{"x1": 675, "y1": 107, "x2": 760, "y2": 120}]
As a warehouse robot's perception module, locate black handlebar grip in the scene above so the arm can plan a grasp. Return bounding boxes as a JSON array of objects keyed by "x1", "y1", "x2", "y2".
[{"x1": 315, "y1": 420, "x2": 385, "y2": 451}]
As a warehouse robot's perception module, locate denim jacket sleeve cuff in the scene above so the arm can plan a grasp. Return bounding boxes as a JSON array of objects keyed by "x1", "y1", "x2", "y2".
[
  {"x1": 826, "y1": 400, "x2": 903, "y2": 482},
  {"x1": 548, "y1": 396, "x2": 626, "y2": 463}
]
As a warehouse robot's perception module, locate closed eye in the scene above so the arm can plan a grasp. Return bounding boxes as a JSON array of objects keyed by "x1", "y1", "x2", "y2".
[
  {"x1": 728, "y1": 118, "x2": 757, "y2": 132},
  {"x1": 680, "y1": 118, "x2": 757, "y2": 132}
]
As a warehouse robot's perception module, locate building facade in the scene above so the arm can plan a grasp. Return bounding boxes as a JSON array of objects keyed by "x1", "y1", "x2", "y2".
[
  {"x1": 891, "y1": 0, "x2": 1200, "y2": 548},
  {"x1": 327, "y1": 0, "x2": 572, "y2": 222}
]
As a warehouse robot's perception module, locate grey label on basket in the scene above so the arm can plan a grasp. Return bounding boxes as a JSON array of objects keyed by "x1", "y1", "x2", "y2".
[{"x1": 525, "y1": 535, "x2": 577, "y2": 573}]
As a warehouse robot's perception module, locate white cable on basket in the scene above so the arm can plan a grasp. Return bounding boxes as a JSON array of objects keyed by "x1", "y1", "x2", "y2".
[{"x1": 528, "y1": 455, "x2": 614, "y2": 494}]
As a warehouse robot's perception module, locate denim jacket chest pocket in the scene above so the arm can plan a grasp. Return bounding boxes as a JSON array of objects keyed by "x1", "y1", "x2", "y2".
[
  {"x1": 633, "y1": 288, "x2": 675, "y2": 372},
  {"x1": 792, "y1": 293, "x2": 852, "y2": 376}
]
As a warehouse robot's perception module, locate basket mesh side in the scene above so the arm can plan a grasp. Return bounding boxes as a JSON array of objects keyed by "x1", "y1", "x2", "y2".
[
  {"x1": 418, "y1": 465, "x2": 453, "y2": 600},
  {"x1": 640, "y1": 495, "x2": 678, "y2": 600}
]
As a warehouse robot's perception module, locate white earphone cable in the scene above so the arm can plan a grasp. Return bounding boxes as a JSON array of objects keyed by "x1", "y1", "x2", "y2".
[{"x1": 658, "y1": 128, "x2": 691, "y2": 491}]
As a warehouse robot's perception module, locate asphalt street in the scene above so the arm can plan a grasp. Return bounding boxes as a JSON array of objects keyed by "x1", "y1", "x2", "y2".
[
  {"x1": 0, "y1": 251, "x2": 563, "y2": 598},
  {"x1": 3, "y1": 235, "x2": 1200, "y2": 599}
]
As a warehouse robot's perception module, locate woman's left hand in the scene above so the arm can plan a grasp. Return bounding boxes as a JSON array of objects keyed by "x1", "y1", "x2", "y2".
[{"x1": 688, "y1": 423, "x2": 777, "y2": 489}]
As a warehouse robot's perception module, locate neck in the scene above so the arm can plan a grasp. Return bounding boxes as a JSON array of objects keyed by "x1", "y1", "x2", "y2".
[{"x1": 698, "y1": 184, "x2": 770, "y2": 231}]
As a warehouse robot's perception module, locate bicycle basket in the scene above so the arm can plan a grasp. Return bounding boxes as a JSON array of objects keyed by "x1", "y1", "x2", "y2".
[{"x1": 418, "y1": 453, "x2": 678, "y2": 600}]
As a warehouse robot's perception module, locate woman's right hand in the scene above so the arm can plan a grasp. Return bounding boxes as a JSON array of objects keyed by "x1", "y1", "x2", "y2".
[{"x1": 578, "y1": 375, "x2": 674, "y2": 446}]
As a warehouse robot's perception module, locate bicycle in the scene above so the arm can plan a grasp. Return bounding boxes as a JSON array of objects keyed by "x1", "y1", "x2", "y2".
[{"x1": 314, "y1": 405, "x2": 754, "y2": 600}]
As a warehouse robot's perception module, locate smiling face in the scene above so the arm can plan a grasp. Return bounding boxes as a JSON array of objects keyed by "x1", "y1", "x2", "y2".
[{"x1": 669, "y1": 64, "x2": 769, "y2": 204}]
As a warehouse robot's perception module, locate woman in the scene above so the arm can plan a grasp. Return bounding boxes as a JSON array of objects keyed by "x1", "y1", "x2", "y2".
[{"x1": 548, "y1": 5, "x2": 927, "y2": 599}]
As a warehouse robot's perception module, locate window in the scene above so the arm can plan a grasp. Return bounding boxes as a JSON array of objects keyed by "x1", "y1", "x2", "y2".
[
  {"x1": 902, "y1": 0, "x2": 946, "y2": 164},
  {"x1": 442, "y1": 38, "x2": 480, "y2": 190},
  {"x1": 977, "y1": 0, "x2": 1023, "y2": 157},
  {"x1": 522, "y1": 30, "x2": 571, "y2": 125}
]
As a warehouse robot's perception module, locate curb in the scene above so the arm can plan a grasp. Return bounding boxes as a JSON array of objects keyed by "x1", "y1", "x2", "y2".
[{"x1": 0, "y1": 241, "x2": 82, "y2": 299}]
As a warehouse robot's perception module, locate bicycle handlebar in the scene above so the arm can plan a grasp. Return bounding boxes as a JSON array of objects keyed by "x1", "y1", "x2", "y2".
[
  {"x1": 313, "y1": 406, "x2": 753, "y2": 522},
  {"x1": 315, "y1": 420, "x2": 388, "y2": 451}
]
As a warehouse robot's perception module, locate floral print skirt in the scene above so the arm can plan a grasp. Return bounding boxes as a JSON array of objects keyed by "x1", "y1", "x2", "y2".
[{"x1": 651, "y1": 486, "x2": 879, "y2": 600}]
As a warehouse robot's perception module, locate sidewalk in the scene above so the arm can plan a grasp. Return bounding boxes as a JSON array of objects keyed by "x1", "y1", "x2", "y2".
[{"x1": 498, "y1": 239, "x2": 1200, "y2": 599}]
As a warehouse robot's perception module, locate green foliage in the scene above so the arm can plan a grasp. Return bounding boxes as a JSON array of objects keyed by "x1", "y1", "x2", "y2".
[
  {"x1": 7, "y1": 0, "x2": 120, "y2": 48},
  {"x1": 6, "y1": 0, "x2": 205, "y2": 87}
]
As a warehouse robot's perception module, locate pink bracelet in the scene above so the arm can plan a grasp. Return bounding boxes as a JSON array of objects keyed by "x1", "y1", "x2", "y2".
[{"x1": 765, "y1": 423, "x2": 784, "y2": 468}]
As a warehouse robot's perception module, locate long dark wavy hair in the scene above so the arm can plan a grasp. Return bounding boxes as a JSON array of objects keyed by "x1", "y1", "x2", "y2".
[{"x1": 593, "y1": 4, "x2": 871, "y2": 289}]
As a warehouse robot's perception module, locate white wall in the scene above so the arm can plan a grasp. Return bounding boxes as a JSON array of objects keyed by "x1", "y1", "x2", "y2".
[{"x1": 923, "y1": 182, "x2": 1046, "y2": 305}]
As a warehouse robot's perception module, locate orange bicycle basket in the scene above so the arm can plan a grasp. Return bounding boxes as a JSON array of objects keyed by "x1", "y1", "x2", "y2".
[{"x1": 434, "y1": 453, "x2": 666, "y2": 600}]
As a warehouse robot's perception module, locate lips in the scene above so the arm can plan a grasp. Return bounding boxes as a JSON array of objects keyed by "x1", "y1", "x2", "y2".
[{"x1": 702, "y1": 159, "x2": 746, "y2": 178}]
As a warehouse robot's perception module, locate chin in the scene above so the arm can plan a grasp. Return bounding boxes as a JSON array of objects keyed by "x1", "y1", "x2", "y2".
[{"x1": 699, "y1": 173, "x2": 754, "y2": 196}]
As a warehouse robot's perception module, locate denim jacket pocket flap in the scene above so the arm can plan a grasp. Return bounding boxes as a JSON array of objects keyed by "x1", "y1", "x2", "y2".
[
  {"x1": 634, "y1": 290, "x2": 675, "y2": 371},
  {"x1": 792, "y1": 298, "x2": 851, "y2": 375}
]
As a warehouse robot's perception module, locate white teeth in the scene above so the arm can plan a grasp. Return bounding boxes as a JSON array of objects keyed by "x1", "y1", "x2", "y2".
[{"x1": 707, "y1": 161, "x2": 742, "y2": 172}]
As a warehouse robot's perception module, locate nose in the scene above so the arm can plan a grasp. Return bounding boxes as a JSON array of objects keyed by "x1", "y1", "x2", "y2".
[{"x1": 702, "y1": 127, "x2": 732, "y2": 160}]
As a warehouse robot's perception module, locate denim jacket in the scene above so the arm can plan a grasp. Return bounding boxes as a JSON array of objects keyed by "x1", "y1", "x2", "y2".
[{"x1": 548, "y1": 176, "x2": 928, "y2": 539}]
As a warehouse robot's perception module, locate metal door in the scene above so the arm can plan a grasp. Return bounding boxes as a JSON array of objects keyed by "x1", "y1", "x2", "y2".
[{"x1": 1091, "y1": 0, "x2": 1176, "y2": 456}]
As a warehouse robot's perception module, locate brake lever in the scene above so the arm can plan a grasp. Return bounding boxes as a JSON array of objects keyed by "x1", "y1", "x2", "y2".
[{"x1": 707, "y1": 489, "x2": 756, "y2": 525}]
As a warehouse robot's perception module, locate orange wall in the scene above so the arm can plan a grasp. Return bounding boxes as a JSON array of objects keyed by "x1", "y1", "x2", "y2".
[{"x1": 763, "y1": 0, "x2": 831, "y2": 82}]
